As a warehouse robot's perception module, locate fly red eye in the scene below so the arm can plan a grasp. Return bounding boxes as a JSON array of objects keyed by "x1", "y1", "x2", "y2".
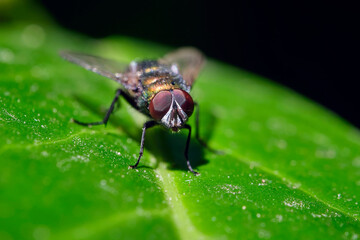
[
  {"x1": 149, "y1": 91, "x2": 172, "y2": 121},
  {"x1": 173, "y1": 89, "x2": 194, "y2": 117}
]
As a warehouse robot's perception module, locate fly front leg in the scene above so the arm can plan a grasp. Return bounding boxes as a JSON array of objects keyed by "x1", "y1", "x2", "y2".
[
  {"x1": 194, "y1": 102, "x2": 223, "y2": 154},
  {"x1": 183, "y1": 124, "x2": 200, "y2": 176},
  {"x1": 129, "y1": 120, "x2": 158, "y2": 169},
  {"x1": 73, "y1": 89, "x2": 136, "y2": 127}
]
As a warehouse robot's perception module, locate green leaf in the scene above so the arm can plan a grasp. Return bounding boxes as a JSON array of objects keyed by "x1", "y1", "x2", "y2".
[{"x1": 1, "y1": 4, "x2": 360, "y2": 240}]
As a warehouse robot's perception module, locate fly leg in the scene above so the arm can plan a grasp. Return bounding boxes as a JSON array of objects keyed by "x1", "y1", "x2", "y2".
[
  {"x1": 73, "y1": 89, "x2": 137, "y2": 127},
  {"x1": 183, "y1": 124, "x2": 200, "y2": 176},
  {"x1": 194, "y1": 102, "x2": 223, "y2": 154},
  {"x1": 129, "y1": 120, "x2": 158, "y2": 169}
]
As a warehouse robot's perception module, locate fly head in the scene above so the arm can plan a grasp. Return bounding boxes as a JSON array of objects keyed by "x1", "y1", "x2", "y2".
[{"x1": 149, "y1": 89, "x2": 194, "y2": 131}]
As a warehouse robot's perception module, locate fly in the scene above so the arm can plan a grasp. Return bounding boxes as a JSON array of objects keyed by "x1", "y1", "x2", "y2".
[{"x1": 60, "y1": 47, "x2": 214, "y2": 175}]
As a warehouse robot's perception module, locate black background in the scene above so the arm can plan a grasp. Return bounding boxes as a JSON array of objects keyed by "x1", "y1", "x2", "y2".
[{"x1": 38, "y1": 0, "x2": 359, "y2": 127}]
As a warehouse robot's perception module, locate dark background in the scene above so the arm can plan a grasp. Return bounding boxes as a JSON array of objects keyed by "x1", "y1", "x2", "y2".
[{"x1": 38, "y1": 0, "x2": 359, "y2": 127}]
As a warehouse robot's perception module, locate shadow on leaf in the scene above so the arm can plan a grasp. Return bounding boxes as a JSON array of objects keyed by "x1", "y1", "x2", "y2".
[{"x1": 72, "y1": 93, "x2": 221, "y2": 172}]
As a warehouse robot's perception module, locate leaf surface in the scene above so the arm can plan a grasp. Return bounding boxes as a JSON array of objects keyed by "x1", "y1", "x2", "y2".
[{"x1": 0, "y1": 8, "x2": 359, "y2": 240}]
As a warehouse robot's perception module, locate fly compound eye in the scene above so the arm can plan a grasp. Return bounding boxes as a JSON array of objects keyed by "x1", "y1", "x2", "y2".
[
  {"x1": 149, "y1": 91, "x2": 172, "y2": 121},
  {"x1": 173, "y1": 89, "x2": 194, "y2": 117}
]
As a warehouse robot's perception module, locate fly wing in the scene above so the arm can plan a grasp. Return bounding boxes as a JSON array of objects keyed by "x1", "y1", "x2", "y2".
[
  {"x1": 60, "y1": 51, "x2": 135, "y2": 89},
  {"x1": 161, "y1": 47, "x2": 205, "y2": 88}
]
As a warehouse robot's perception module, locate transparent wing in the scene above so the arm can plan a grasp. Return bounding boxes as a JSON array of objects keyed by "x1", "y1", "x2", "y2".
[
  {"x1": 161, "y1": 47, "x2": 205, "y2": 87},
  {"x1": 60, "y1": 51, "x2": 129, "y2": 85}
]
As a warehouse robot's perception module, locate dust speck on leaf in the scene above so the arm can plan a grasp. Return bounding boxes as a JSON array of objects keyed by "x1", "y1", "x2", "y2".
[
  {"x1": 216, "y1": 184, "x2": 241, "y2": 195},
  {"x1": 258, "y1": 229, "x2": 271, "y2": 239},
  {"x1": 283, "y1": 198, "x2": 309, "y2": 210},
  {"x1": 56, "y1": 155, "x2": 90, "y2": 172}
]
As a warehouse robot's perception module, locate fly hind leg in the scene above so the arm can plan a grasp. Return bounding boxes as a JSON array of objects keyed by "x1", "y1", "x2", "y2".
[{"x1": 73, "y1": 89, "x2": 137, "y2": 127}]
